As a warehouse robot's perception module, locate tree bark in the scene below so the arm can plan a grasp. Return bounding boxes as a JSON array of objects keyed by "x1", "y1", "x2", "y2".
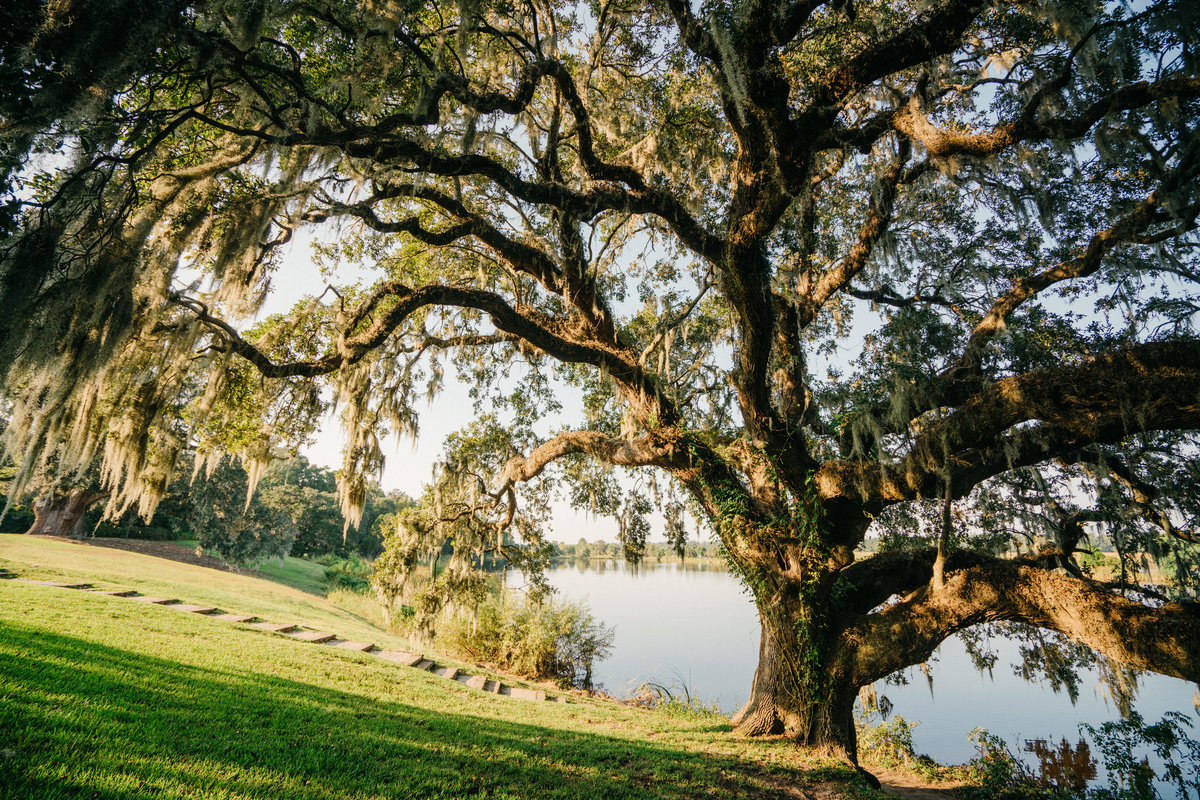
[
  {"x1": 24, "y1": 490, "x2": 107, "y2": 538},
  {"x1": 732, "y1": 595, "x2": 860, "y2": 761}
]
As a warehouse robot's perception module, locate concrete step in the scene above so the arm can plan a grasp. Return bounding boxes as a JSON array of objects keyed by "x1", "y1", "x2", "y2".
[
  {"x1": 484, "y1": 680, "x2": 503, "y2": 694},
  {"x1": 248, "y1": 622, "x2": 298, "y2": 633},
  {"x1": 462, "y1": 674, "x2": 487, "y2": 691},
  {"x1": 289, "y1": 630, "x2": 336, "y2": 644},
  {"x1": 330, "y1": 640, "x2": 375, "y2": 652},
  {"x1": 376, "y1": 649, "x2": 423, "y2": 667},
  {"x1": 414, "y1": 659, "x2": 436, "y2": 672},
  {"x1": 212, "y1": 613, "x2": 256, "y2": 623},
  {"x1": 171, "y1": 604, "x2": 217, "y2": 614},
  {"x1": 435, "y1": 666, "x2": 458, "y2": 680},
  {"x1": 507, "y1": 686, "x2": 548, "y2": 702},
  {"x1": 130, "y1": 596, "x2": 178, "y2": 604},
  {"x1": 91, "y1": 589, "x2": 139, "y2": 597}
]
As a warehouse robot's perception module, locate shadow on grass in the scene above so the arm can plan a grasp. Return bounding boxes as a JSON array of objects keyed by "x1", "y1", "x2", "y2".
[{"x1": 0, "y1": 622, "x2": 812, "y2": 799}]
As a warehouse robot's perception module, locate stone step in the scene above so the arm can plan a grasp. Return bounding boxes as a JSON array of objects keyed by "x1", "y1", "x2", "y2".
[
  {"x1": 248, "y1": 622, "x2": 298, "y2": 633},
  {"x1": 15, "y1": 577, "x2": 554, "y2": 706},
  {"x1": 24, "y1": 579, "x2": 92, "y2": 589},
  {"x1": 507, "y1": 686, "x2": 548, "y2": 702},
  {"x1": 376, "y1": 649, "x2": 423, "y2": 667},
  {"x1": 171, "y1": 604, "x2": 217, "y2": 614}
]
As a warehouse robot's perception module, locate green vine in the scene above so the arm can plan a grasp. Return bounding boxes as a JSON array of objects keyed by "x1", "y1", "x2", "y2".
[{"x1": 790, "y1": 469, "x2": 830, "y2": 714}]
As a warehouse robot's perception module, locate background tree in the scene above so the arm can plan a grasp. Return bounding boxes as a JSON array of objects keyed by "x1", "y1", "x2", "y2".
[
  {"x1": 185, "y1": 456, "x2": 296, "y2": 565},
  {"x1": 2, "y1": 0, "x2": 1199, "y2": 769}
]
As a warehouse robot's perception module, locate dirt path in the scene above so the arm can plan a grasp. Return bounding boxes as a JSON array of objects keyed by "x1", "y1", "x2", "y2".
[
  {"x1": 870, "y1": 767, "x2": 964, "y2": 799},
  {"x1": 31, "y1": 535, "x2": 238, "y2": 572}
]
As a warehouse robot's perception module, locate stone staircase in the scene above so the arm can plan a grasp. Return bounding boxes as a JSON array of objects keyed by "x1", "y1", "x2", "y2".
[{"x1": 4, "y1": 573, "x2": 563, "y2": 704}]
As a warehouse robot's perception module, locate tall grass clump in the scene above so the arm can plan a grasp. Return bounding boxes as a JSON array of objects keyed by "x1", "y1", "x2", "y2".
[
  {"x1": 438, "y1": 592, "x2": 614, "y2": 688},
  {"x1": 631, "y1": 672, "x2": 728, "y2": 723}
]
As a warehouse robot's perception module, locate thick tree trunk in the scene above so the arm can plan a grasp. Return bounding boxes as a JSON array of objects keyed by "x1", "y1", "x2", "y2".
[
  {"x1": 24, "y1": 490, "x2": 107, "y2": 538},
  {"x1": 732, "y1": 600, "x2": 860, "y2": 761}
]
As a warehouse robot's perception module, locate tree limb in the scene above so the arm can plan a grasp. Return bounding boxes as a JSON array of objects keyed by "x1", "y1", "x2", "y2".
[
  {"x1": 841, "y1": 558, "x2": 1200, "y2": 687},
  {"x1": 816, "y1": 339, "x2": 1200, "y2": 505}
]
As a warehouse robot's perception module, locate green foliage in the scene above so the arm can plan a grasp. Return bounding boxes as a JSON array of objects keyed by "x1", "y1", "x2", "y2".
[
  {"x1": 633, "y1": 673, "x2": 729, "y2": 723},
  {"x1": 437, "y1": 591, "x2": 615, "y2": 689},
  {"x1": 323, "y1": 556, "x2": 373, "y2": 593},
  {"x1": 958, "y1": 728, "x2": 1066, "y2": 800},
  {"x1": 187, "y1": 456, "x2": 296, "y2": 566},
  {"x1": 2, "y1": 0, "x2": 1200, "y2": 759}
]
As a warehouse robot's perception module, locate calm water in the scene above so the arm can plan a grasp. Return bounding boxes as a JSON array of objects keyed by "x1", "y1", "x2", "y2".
[{"x1": 521, "y1": 559, "x2": 1200, "y2": 786}]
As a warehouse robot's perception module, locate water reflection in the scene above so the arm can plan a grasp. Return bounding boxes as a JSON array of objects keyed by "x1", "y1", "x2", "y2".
[
  {"x1": 531, "y1": 558, "x2": 1198, "y2": 791},
  {"x1": 1023, "y1": 737, "x2": 1097, "y2": 791}
]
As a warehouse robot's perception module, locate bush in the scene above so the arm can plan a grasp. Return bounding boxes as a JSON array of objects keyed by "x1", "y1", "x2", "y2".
[
  {"x1": 324, "y1": 556, "x2": 373, "y2": 592},
  {"x1": 438, "y1": 592, "x2": 614, "y2": 688},
  {"x1": 959, "y1": 728, "x2": 1075, "y2": 800}
]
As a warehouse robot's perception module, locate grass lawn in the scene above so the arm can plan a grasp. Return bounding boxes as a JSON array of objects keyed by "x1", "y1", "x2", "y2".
[
  {"x1": 249, "y1": 554, "x2": 329, "y2": 596},
  {"x1": 0, "y1": 535, "x2": 403, "y2": 650},
  {"x1": 0, "y1": 535, "x2": 880, "y2": 799}
]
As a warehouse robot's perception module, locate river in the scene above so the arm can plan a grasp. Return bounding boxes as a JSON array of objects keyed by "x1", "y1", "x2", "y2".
[{"x1": 518, "y1": 558, "x2": 1199, "y2": 791}]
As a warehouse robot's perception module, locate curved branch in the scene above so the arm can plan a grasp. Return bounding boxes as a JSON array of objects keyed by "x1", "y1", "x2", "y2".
[
  {"x1": 961, "y1": 144, "x2": 1200, "y2": 365},
  {"x1": 816, "y1": 339, "x2": 1200, "y2": 505},
  {"x1": 894, "y1": 76, "x2": 1200, "y2": 160},
  {"x1": 497, "y1": 430, "x2": 686, "y2": 487},
  {"x1": 798, "y1": 143, "x2": 911, "y2": 327},
  {"x1": 177, "y1": 283, "x2": 675, "y2": 424},
  {"x1": 841, "y1": 558, "x2": 1200, "y2": 687}
]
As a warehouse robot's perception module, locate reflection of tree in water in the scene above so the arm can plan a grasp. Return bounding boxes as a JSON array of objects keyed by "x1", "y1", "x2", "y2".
[
  {"x1": 961, "y1": 622, "x2": 1142, "y2": 715},
  {"x1": 1023, "y1": 737, "x2": 1098, "y2": 791}
]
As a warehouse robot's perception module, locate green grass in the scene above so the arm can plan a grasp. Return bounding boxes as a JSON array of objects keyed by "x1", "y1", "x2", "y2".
[
  {"x1": 250, "y1": 554, "x2": 329, "y2": 595},
  {"x1": 0, "y1": 589, "x2": 881, "y2": 798},
  {"x1": 0, "y1": 535, "x2": 884, "y2": 799},
  {"x1": 0, "y1": 535, "x2": 404, "y2": 651}
]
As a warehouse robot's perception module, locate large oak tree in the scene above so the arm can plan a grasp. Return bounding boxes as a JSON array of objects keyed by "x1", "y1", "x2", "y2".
[{"x1": 2, "y1": 0, "x2": 1199, "y2": 764}]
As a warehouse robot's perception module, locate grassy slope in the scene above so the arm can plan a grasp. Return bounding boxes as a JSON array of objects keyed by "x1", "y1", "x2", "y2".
[
  {"x1": 250, "y1": 555, "x2": 329, "y2": 596},
  {"x1": 0, "y1": 536, "x2": 399, "y2": 649},
  {"x1": 0, "y1": 535, "x2": 877, "y2": 800}
]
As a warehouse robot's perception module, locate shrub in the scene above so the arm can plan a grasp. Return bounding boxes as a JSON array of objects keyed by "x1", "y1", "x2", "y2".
[
  {"x1": 959, "y1": 728, "x2": 1074, "y2": 800},
  {"x1": 438, "y1": 592, "x2": 614, "y2": 688},
  {"x1": 324, "y1": 556, "x2": 373, "y2": 592}
]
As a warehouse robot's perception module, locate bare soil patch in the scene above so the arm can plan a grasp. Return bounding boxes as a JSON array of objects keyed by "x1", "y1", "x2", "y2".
[{"x1": 30, "y1": 535, "x2": 236, "y2": 572}]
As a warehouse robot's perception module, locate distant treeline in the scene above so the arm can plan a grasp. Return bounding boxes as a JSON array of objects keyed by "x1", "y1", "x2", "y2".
[
  {"x1": 552, "y1": 539, "x2": 724, "y2": 561},
  {"x1": 2, "y1": 453, "x2": 414, "y2": 564}
]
